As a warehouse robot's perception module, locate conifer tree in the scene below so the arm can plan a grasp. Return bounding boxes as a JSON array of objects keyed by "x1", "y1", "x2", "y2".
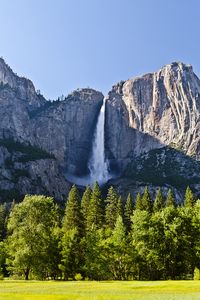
[
  {"x1": 142, "y1": 186, "x2": 152, "y2": 212},
  {"x1": 63, "y1": 185, "x2": 82, "y2": 232},
  {"x1": 105, "y1": 186, "x2": 119, "y2": 229},
  {"x1": 86, "y1": 182, "x2": 104, "y2": 230},
  {"x1": 116, "y1": 196, "x2": 123, "y2": 218},
  {"x1": 124, "y1": 193, "x2": 133, "y2": 230},
  {"x1": 153, "y1": 188, "x2": 164, "y2": 212},
  {"x1": 135, "y1": 192, "x2": 143, "y2": 210},
  {"x1": 0, "y1": 203, "x2": 7, "y2": 241},
  {"x1": 81, "y1": 186, "x2": 92, "y2": 227},
  {"x1": 184, "y1": 186, "x2": 195, "y2": 207},
  {"x1": 165, "y1": 188, "x2": 176, "y2": 208},
  {"x1": 112, "y1": 215, "x2": 126, "y2": 246}
]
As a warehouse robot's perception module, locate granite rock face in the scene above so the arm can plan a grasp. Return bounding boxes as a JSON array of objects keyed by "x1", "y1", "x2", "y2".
[
  {"x1": 0, "y1": 58, "x2": 46, "y2": 142},
  {"x1": 0, "y1": 58, "x2": 103, "y2": 201},
  {"x1": 32, "y1": 89, "x2": 103, "y2": 174},
  {"x1": 0, "y1": 57, "x2": 200, "y2": 201},
  {"x1": 105, "y1": 62, "x2": 200, "y2": 196},
  {"x1": 0, "y1": 145, "x2": 69, "y2": 201},
  {"x1": 106, "y1": 62, "x2": 200, "y2": 167}
]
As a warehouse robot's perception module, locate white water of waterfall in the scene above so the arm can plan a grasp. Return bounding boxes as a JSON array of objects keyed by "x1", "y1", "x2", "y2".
[{"x1": 88, "y1": 97, "x2": 110, "y2": 184}]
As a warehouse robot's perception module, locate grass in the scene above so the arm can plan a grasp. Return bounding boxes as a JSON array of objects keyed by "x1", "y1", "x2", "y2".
[{"x1": 0, "y1": 280, "x2": 200, "y2": 300}]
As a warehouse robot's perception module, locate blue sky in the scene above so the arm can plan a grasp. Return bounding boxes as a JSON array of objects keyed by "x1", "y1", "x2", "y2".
[{"x1": 0, "y1": 0, "x2": 199, "y2": 99}]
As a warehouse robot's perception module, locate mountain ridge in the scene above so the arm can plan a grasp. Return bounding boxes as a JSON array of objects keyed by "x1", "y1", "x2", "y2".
[{"x1": 0, "y1": 58, "x2": 199, "y2": 201}]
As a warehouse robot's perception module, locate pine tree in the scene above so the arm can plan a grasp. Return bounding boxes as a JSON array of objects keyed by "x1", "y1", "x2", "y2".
[
  {"x1": 63, "y1": 185, "x2": 82, "y2": 232},
  {"x1": 184, "y1": 186, "x2": 195, "y2": 207},
  {"x1": 135, "y1": 192, "x2": 143, "y2": 210},
  {"x1": 0, "y1": 203, "x2": 7, "y2": 241},
  {"x1": 112, "y1": 215, "x2": 126, "y2": 246},
  {"x1": 105, "y1": 186, "x2": 119, "y2": 229},
  {"x1": 165, "y1": 188, "x2": 176, "y2": 208},
  {"x1": 153, "y1": 188, "x2": 164, "y2": 212},
  {"x1": 86, "y1": 182, "x2": 104, "y2": 230},
  {"x1": 116, "y1": 196, "x2": 123, "y2": 218},
  {"x1": 81, "y1": 186, "x2": 92, "y2": 227},
  {"x1": 142, "y1": 186, "x2": 152, "y2": 212},
  {"x1": 124, "y1": 193, "x2": 133, "y2": 231}
]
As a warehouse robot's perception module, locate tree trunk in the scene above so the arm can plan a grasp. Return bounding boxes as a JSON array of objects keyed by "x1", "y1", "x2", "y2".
[{"x1": 24, "y1": 268, "x2": 30, "y2": 280}]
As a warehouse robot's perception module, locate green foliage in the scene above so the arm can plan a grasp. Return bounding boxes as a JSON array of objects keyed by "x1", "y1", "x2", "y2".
[
  {"x1": 0, "y1": 138, "x2": 55, "y2": 162},
  {"x1": 74, "y1": 273, "x2": 83, "y2": 280},
  {"x1": 142, "y1": 186, "x2": 152, "y2": 212},
  {"x1": 116, "y1": 196, "x2": 123, "y2": 218},
  {"x1": 166, "y1": 189, "x2": 176, "y2": 207},
  {"x1": 0, "y1": 241, "x2": 6, "y2": 278},
  {"x1": 153, "y1": 188, "x2": 164, "y2": 212},
  {"x1": 112, "y1": 216, "x2": 126, "y2": 246},
  {"x1": 1, "y1": 184, "x2": 200, "y2": 281},
  {"x1": 81, "y1": 186, "x2": 92, "y2": 228},
  {"x1": 194, "y1": 267, "x2": 200, "y2": 280},
  {"x1": 0, "y1": 189, "x2": 21, "y2": 203},
  {"x1": 63, "y1": 185, "x2": 82, "y2": 232},
  {"x1": 131, "y1": 205, "x2": 199, "y2": 280},
  {"x1": 86, "y1": 182, "x2": 104, "y2": 230},
  {"x1": 6, "y1": 195, "x2": 59, "y2": 280},
  {"x1": 124, "y1": 193, "x2": 134, "y2": 231},
  {"x1": 184, "y1": 186, "x2": 195, "y2": 207},
  {"x1": 0, "y1": 203, "x2": 7, "y2": 241},
  {"x1": 124, "y1": 147, "x2": 200, "y2": 188},
  {"x1": 105, "y1": 186, "x2": 119, "y2": 229},
  {"x1": 59, "y1": 228, "x2": 82, "y2": 279},
  {"x1": 135, "y1": 192, "x2": 143, "y2": 210},
  {"x1": 82, "y1": 227, "x2": 108, "y2": 280},
  {"x1": 106, "y1": 216, "x2": 134, "y2": 280}
]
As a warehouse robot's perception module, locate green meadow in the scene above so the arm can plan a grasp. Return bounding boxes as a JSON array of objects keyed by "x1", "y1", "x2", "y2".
[{"x1": 0, "y1": 280, "x2": 200, "y2": 300}]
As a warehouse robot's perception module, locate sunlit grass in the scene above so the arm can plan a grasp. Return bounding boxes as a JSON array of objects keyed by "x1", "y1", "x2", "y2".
[{"x1": 0, "y1": 280, "x2": 200, "y2": 300}]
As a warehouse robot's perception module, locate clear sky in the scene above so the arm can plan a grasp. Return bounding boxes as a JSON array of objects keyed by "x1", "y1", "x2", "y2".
[{"x1": 0, "y1": 0, "x2": 199, "y2": 99}]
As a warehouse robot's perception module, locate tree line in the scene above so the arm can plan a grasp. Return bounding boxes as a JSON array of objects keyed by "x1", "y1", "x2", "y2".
[{"x1": 0, "y1": 184, "x2": 200, "y2": 281}]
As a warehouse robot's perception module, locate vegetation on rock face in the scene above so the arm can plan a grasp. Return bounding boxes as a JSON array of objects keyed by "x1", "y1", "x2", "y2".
[
  {"x1": 0, "y1": 184, "x2": 200, "y2": 281},
  {"x1": 124, "y1": 147, "x2": 200, "y2": 188},
  {"x1": 0, "y1": 189, "x2": 21, "y2": 203},
  {"x1": 0, "y1": 138, "x2": 59, "y2": 203},
  {"x1": 0, "y1": 138, "x2": 55, "y2": 162}
]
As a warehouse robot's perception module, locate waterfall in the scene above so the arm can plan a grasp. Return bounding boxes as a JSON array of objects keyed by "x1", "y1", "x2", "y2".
[
  {"x1": 88, "y1": 97, "x2": 109, "y2": 184},
  {"x1": 65, "y1": 97, "x2": 110, "y2": 187}
]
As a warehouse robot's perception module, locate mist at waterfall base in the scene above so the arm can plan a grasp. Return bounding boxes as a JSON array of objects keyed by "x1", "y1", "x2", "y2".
[{"x1": 66, "y1": 98, "x2": 114, "y2": 187}]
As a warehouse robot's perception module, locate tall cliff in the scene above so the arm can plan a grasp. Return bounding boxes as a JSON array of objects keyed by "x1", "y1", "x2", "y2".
[
  {"x1": 105, "y1": 62, "x2": 200, "y2": 198},
  {"x1": 32, "y1": 89, "x2": 103, "y2": 175},
  {"x1": 0, "y1": 58, "x2": 103, "y2": 201},
  {"x1": 0, "y1": 58, "x2": 199, "y2": 202}
]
